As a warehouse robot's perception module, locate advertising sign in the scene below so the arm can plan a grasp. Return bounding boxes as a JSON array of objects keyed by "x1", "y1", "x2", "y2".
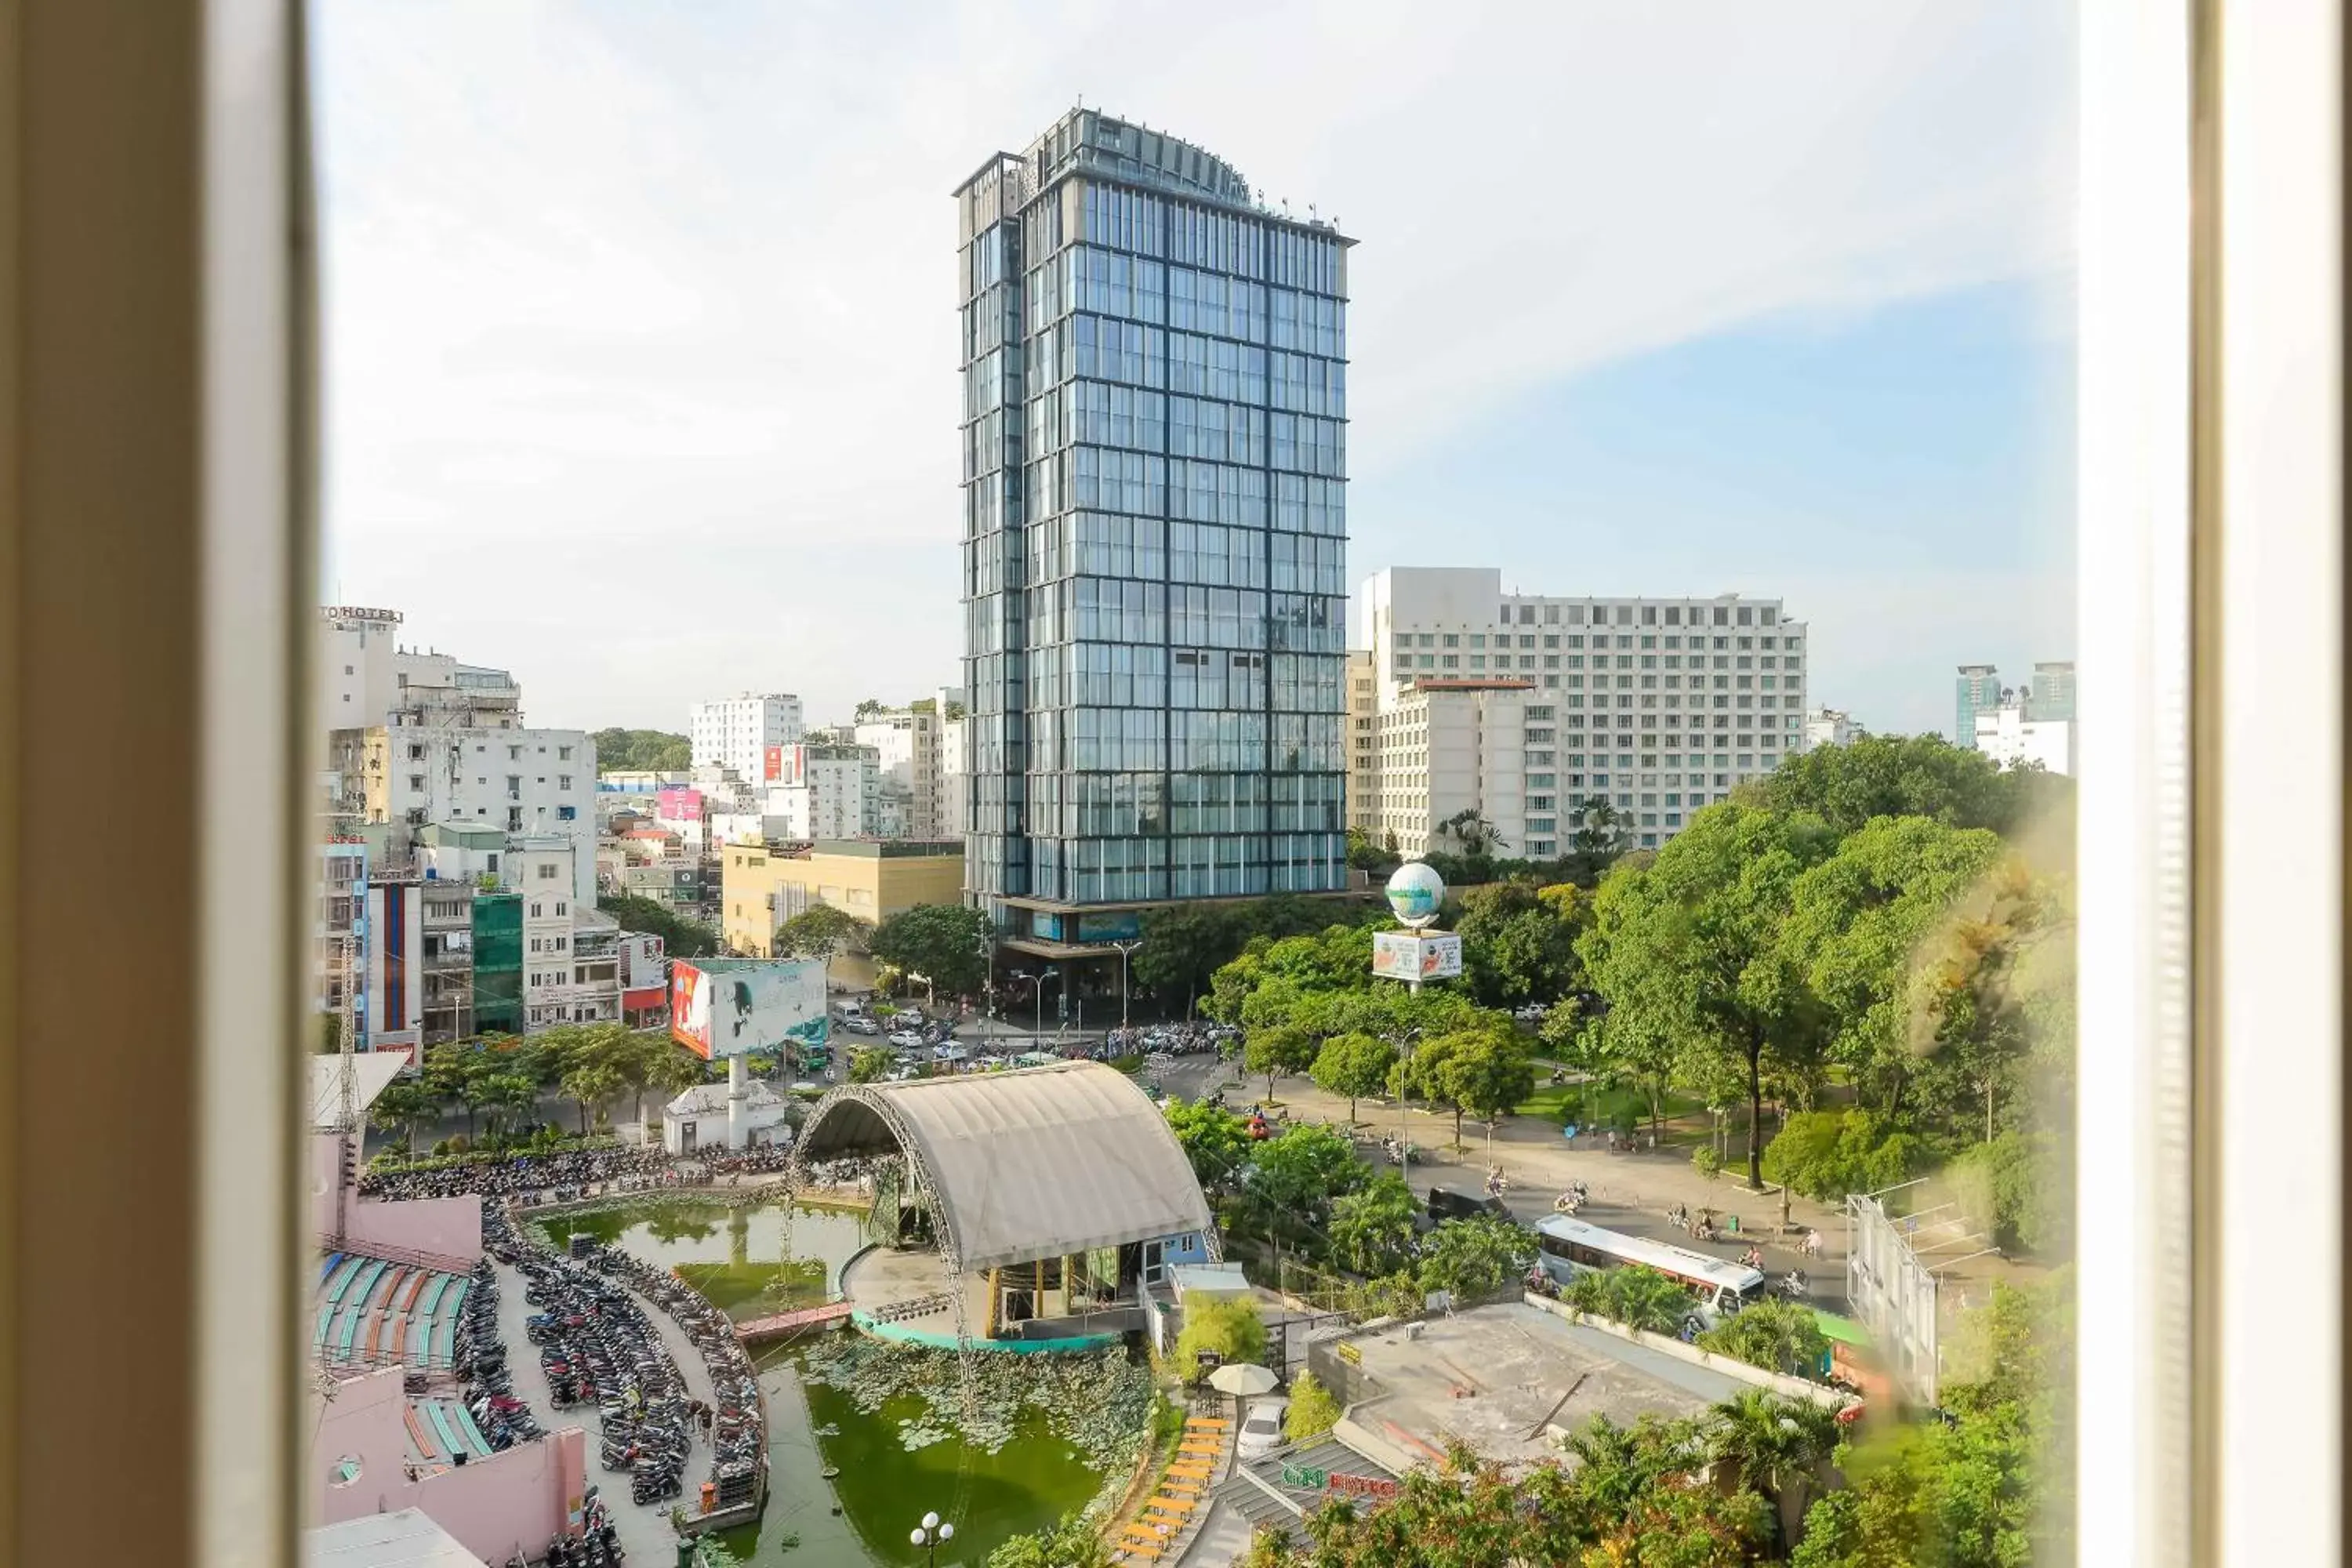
[
  {"x1": 670, "y1": 958, "x2": 829, "y2": 1061},
  {"x1": 1033, "y1": 910, "x2": 1142, "y2": 944},
  {"x1": 618, "y1": 932, "x2": 666, "y2": 993},
  {"x1": 1370, "y1": 930, "x2": 1463, "y2": 982},
  {"x1": 655, "y1": 787, "x2": 705, "y2": 823}
]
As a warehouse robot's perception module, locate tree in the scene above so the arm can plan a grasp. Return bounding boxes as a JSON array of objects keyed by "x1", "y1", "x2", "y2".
[
  {"x1": 1758, "y1": 731, "x2": 2066, "y2": 839},
  {"x1": 640, "y1": 1044, "x2": 705, "y2": 1136},
  {"x1": 849, "y1": 1045, "x2": 895, "y2": 1084},
  {"x1": 1562, "y1": 796, "x2": 1637, "y2": 886},
  {"x1": 1777, "y1": 814, "x2": 2004, "y2": 1121},
  {"x1": 1132, "y1": 904, "x2": 1244, "y2": 1018},
  {"x1": 1328, "y1": 1171, "x2": 1418, "y2": 1278},
  {"x1": 560, "y1": 1062, "x2": 626, "y2": 1135},
  {"x1": 367, "y1": 1080, "x2": 437, "y2": 1157},
  {"x1": 853, "y1": 698, "x2": 889, "y2": 720},
  {"x1": 1454, "y1": 881, "x2": 1586, "y2": 1007},
  {"x1": 1697, "y1": 1297, "x2": 1831, "y2": 1379},
  {"x1": 1175, "y1": 1297, "x2": 1268, "y2": 1376},
  {"x1": 1345, "y1": 826, "x2": 1399, "y2": 873},
  {"x1": 1164, "y1": 1098, "x2": 1254, "y2": 1191},
  {"x1": 476, "y1": 1072, "x2": 539, "y2": 1144},
  {"x1": 1435, "y1": 808, "x2": 1506, "y2": 873},
  {"x1": 1706, "y1": 1391, "x2": 1843, "y2": 1555},
  {"x1": 866, "y1": 902, "x2": 993, "y2": 1000},
  {"x1": 314, "y1": 1012, "x2": 346, "y2": 1054},
  {"x1": 1310, "y1": 1032, "x2": 1396, "y2": 1123},
  {"x1": 1578, "y1": 804, "x2": 1836, "y2": 1188},
  {"x1": 986, "y1": 1513, "x2": 1112, "y2": 1568},
  {"x1": 601, "y1": 891, "x2": 720, "y2": 958},
  {"x1": 1566, "y1": 1264, "x2": 1700, "y2": 1336},
  {"x1": 1417, "y1": 1214, "x2": 1535, "y2": 1303},
  {"x1": 590, "y1": 727, "x2": 691, "y2": 772},
  {"x1": 771, "y1": 903, "x2": 869, "y2": 989},
  {"x1": 1243, "y1": 1123, "x2": 1366, "y2": 1251},
  {"x1": 1438, "y1": 1028, "x2": 1536, "y2": 1151},
  {"x1": 1285, "y1": 1371, "x2": 1341, "y2": 1443},
  {"x1": 1244, "y1": 1023, "x2": 1319, "y2": 1105}
]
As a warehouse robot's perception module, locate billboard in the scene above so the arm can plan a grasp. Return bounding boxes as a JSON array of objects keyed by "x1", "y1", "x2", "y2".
[
  {"x1": 1032, "y1": 910, "x2": 1143, "y2": 943},
  {"x1": 764, "y1": 744, "x2": 788, "y2": 783},
  {"x1": 670, "y1": 958, "x2": 829, "y2": 1061},
  {"x1": 655, "y1": 786, "x2": 705, "y2": 824},
  {"x1": 1370, "y1": 930, "x2": 1463, "y2": 982}
]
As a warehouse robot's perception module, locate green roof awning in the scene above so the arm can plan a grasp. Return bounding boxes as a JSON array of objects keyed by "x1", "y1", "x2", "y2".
[{"x1": 1814, "y1": 1312, "x2": 1873, "y2": 1348}]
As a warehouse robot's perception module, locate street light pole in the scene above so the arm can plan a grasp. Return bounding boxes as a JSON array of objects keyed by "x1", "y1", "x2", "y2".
[
  {"x1": 912, "y1": 1512, "x2": 955, "y2": 1566},
  {"x1": 1110, "y1": 938, "x2": 1144, "y2": 1029}
]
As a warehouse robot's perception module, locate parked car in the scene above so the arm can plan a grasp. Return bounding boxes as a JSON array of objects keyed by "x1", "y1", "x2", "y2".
[
  {"x1": 844, "y1": 1016, "x2": 880, "y2": 1036},
  {"x1": 1235, "y1": 1396, "x2": 1290, "y2": 1461},
  {"x1": 1512, "y1": 1003, "x2": 1548, "y2": 1023},
  {"x1": 838, "y1": 999, "x2": 867, "y2": 1019},
  {"x1": 931, "y1": 1045, "x2": 969, "y2": 1064},
  {"x1": 888, "y1": 1029, "x2": 926, "y2": 1050},
  {"x1": 1426, "y1": 1185, "x2": 1512, "y2": 1224}
]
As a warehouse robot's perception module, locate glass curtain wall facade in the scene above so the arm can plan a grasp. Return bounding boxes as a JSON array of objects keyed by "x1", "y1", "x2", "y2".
[{"x1": 956, "y1": 111, "x2": 1352, "y2": 922}]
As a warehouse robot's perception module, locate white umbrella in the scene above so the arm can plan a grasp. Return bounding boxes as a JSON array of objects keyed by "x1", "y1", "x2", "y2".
[{"x1": 1207, "y1": 1362, "x2": 1279, "y2": 1397}]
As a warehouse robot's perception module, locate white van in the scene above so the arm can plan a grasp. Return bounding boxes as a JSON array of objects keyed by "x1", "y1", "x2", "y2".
[{"x1": 838, "y1": 999, "x2": 866, "y2": 1020}]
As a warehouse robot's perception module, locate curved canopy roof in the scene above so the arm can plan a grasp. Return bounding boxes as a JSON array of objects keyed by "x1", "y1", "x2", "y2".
[{"x1": 793, "y1": 1061, "x2": 1211, "y2": 1274}]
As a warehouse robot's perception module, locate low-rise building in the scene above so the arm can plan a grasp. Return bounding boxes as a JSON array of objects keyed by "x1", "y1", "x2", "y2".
[
  {"x1": 1973, "y1": 705, "x2": 2076, "y2": 776},
  {"x1": 1803, "y1": 706, "x2": 1864, "y2": 750},
  {"x1": 763, "y1": 742, "x2": 880, "y2": 840},
  {"x1": 361, "y1": 724, "x2": 596, "y2": 902},
  {"x1": 720, "y1": 838, "x2": 964, "y2": 983},
  {"x1": 662, "y1": 1080, "x2": 793, "y2": 1155}
]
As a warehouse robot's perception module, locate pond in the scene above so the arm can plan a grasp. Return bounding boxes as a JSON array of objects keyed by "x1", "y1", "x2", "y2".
[{"x1": 542, "y1": 1197, "x2": 1149, "y2": 1566}]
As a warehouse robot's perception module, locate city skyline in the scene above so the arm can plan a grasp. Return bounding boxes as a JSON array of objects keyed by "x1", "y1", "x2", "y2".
[{"x1": 313, "y1": 2, "x2": 2072, "y2": 739}]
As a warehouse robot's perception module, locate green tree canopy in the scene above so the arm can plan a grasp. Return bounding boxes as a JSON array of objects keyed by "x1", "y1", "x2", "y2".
[
  {"x1": 1454, "y1": 880, "x2": 1588, "y2": 1007},
  {"x1": 1577, "y1": 804, "x2": 1837, "y2": 1187},
  {"x1": 1755, "y1": 731, "x2": 2066, "y2": 840},
  {"x1": 1174, "y1": 1297, "x2": 1268, "y2": 1376},
  {"x1": 848, "y1": 1045, "x2": 895, "y2": 1084},
  {"x1": 1309, "y1": 1032, "x2": 1397, "y2": 1123},
  {"x1": 772, "y1": 902, "x2": 869, "y2": 962},
  {"x1": 591, "y1": 727, "x2": 691, "y2": 771},
  {"x1": 1327, "y1": 1171, "x2": 1419, "y2": 1278},
  {"x1": 1417, "y1": 1214, "x2": 1535, "y2": 1303},
  {"x1": 1243, "y1": 1022, "x2": 1319, "y2": 1103},
  {"x1": 601, "y1": 891, "x2": 720, "y2": 958},
  {"x1": 866, "y1": 902, "x2": 993, "y2": 997},
  {"x1": 1286, "y1": 1370, "x2": 1342, "y2": 1443},
  {"x1": 1163, "y1": 1098, "x2": 1254, "y2": 1191},
  {"x1": 1243, "y1": 1123, "x2": 1367, "y2": 1243},
  {"x1": 1696, "y1": 1297, "x2": 1832, "y2": 1379}
]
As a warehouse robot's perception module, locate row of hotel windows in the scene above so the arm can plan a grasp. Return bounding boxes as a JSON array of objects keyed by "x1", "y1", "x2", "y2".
[
  {"x1": 1396, "y1": 631, "x2": 1800, "y2": 653},
  {"x1": 1500, "y1": 601, "x2": 1780, "y2": 627},
  {"x1": 1012, "y1": 245, "x2": 1346, "y2": 352}
]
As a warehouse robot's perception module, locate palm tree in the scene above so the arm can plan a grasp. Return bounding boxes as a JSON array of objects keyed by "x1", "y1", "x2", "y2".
[
  {"x1": 1436, "y1": 808, "x2": 1507, "y2": 860},
  {"x1": 641, "y1": 1045, "x2": 705, "y2": 1143},
  {"x1": 1706, "y1": 1389, "x2": 1842, "y2": 1551}
]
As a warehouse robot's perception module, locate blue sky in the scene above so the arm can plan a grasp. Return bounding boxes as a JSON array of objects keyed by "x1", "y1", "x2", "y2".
[{"x1": 314, "y1": 1, "x2": 2074, "y2": 738}]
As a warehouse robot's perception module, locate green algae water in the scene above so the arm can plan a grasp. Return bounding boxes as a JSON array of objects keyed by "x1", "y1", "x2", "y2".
[{"x1": 539, "y1": 1198, "x2": 1132, "y2": 1566}]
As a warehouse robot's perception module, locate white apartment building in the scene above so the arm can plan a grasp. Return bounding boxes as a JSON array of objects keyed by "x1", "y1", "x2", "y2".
[
  {"x1": 320, "y1": 606, "x2": 524, "y2": 733},
  {"x1": 854, "y1": 706, "x2": 946, "y2": 839},
  {"x1": 1804, "y1": 707, "x2": 1864, "y2": 750},
  {"x1": 939, "y1": 713, "x2": 969, "y2": 840},
  {"x1": 1356, "y1": 568, "x2": 1809, "y2": 852},
  {"x1": 362, "y1": 726, "x2": 597, "y2": 902},
  {"x1": 314, "y1": 840, "x2": 367, "y2": 1022},
  {"x1": 1367, "y1": 681, "x2": 1532, "y2": 859},
  {"x1": 691, "y1": 694, "x2": 804, "y2": 786},
  {"x1": 1973, "y1": 706, "x2": 2076, "y2": 776},
  {"x1": 511, "y1": 838, "x2": 619, "y2": 1030},
  {"x1": 764, "y1": 743, "x2": 878, "y2": 840}
]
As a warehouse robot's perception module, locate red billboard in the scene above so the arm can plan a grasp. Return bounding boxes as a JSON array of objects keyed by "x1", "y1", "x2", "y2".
[{"x1": 655, "y1": 787, "x2": 704, "y2": 823}]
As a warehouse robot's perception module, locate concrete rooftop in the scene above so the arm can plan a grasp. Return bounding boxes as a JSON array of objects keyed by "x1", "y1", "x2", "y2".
[{"x1": 1341, "y1": 1301, "x2": 1753, "y2": 1471}]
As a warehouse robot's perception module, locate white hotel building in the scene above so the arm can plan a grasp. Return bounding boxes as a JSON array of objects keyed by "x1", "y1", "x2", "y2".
[{"x1": 1356, "y1": 568, "x2": 1809, "y2": 855}]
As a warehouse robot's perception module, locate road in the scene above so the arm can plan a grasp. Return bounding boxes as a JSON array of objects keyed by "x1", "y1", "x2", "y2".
[{"x1": 1138, "y1": 1051, "x2": 2029, "y2": 1317}]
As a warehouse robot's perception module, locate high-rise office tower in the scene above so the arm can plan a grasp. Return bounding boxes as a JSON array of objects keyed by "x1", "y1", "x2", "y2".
[
  {"x1": 955, "y1": 110, "x2": 1352, "y2": 929},
  {"x1": 1955, "y1": 663, "x2": 2003, "y2": 746},
  {"x1": 2025, "y1": 659, "x2": 2077, "y2": 721}
]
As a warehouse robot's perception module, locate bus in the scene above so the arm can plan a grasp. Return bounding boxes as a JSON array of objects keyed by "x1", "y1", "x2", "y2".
[{"x1": 1533, "y1": 1214, "x2": 1766, "y2": 1330}]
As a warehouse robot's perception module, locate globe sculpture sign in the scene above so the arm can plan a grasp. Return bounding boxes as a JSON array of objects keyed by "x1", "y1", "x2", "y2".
[
  {"x1": 1372, "y1": 862, "x2": 1461, "y2": 990},
  {"x1": 1384, "y1": 860, "x2": 1446, "y2": 929}
]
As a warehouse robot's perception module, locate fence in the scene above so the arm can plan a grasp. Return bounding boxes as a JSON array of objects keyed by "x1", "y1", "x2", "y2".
[{"x1": 1845, "y1": 1192, "x2": 1941, "y2": 1403}]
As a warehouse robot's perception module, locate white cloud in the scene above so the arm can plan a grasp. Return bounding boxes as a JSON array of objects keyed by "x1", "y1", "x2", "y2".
[{"x1": 315, "y1": 0, "x2": 2073, "y2": 729}]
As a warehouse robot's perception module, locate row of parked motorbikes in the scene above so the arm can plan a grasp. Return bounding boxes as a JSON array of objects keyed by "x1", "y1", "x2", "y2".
[
  {"x1": 502, "y1": 1497, "x2": 623, "y2": 1568},
  {"x1": 487, "y1": 1206, "x2": 695, "y2": 1508},
  {"x1": 1098, "y1": 1022, "x2": 1240, "y2": 1057},
  {"x1": 452, "y1": 1254, "x2": 544, "y2": 1454},
  {"x1": 362, "y1": 1146, "x2": 677, "y2": 1203},
  {"x1": 587, "y1": 1247, "x2": 765, "y2": 1512}
]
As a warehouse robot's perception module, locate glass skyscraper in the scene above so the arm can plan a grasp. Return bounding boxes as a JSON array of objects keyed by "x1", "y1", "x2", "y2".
[
  {"x1": 955, "y1": 110, "x2": 1351, "y2": 930},
  {"x1": 1955, "y1": 663, "x2": 2002, "y2": 746}
]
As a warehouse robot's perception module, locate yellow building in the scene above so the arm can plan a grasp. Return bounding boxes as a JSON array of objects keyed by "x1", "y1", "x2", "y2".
[{"x1": 721, "y1": 838, "x2": 965, "y2": 983}]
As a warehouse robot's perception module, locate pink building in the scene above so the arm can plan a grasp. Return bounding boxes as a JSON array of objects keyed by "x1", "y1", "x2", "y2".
[
  {"x1": 309, "y1": 1367, "x2": 588, "y2": 1565},
  {"x1": 311, "y1": 1132, "x2": 481, "y2": 1261}
]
